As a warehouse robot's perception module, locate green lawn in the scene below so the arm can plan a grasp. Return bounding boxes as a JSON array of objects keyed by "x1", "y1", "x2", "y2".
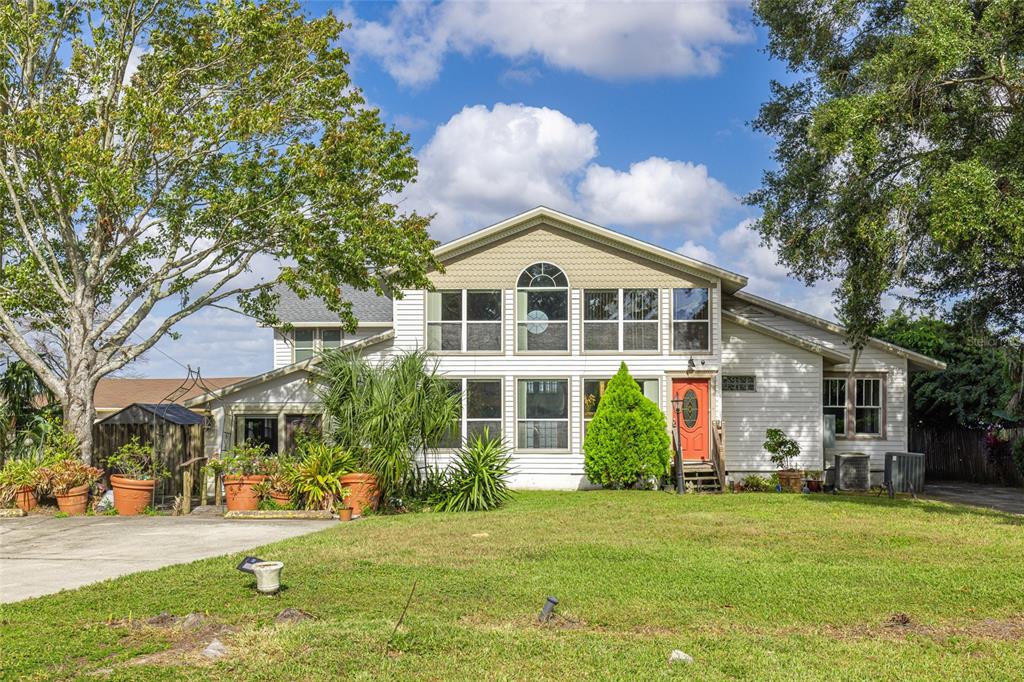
[{"x1": 3, "y1": 492, "x2": 1023, "y2": 681}]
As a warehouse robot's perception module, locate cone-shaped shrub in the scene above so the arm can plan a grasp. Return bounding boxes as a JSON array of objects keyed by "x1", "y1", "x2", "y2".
[{"x1": 583, "y1": 362, "x2": 671, "y2": 488}]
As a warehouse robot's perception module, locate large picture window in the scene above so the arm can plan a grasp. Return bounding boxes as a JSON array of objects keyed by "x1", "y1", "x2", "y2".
[
  {"x1": 583, "y1": 378, "x2": 659, "y2": 434},
  {"x1": 583, "y1": 288, "x2": 659, "y2": 352},
  {"x1": 517, "y1": 379, "x2": 569, "y2": 449},
  {"x1": 671, "y1": 288, "x2": 710, "y2": 351},
  {"x1": 427, "y1": 289, "x2": 502, "y2": 352},
  {"x1": 517, "y1": 263, "x2": 569, "y2": 352},
  {"x1": 823, "y1": 376, "x2": 884, "y2": 437}
]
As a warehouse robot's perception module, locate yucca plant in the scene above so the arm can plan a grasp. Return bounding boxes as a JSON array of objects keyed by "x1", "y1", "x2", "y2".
[
  {"x1": 312, "y1": 350, "x2": 461, "y2": 500},
  {"x1": 288, "y1": 442, "x2": 356, "y2": 512},
  {"x1": 433, "y1": 431, "x2": 514, "y2": 513}
]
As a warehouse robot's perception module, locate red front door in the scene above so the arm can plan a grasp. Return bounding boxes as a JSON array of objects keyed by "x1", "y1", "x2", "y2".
[{"x1": 671, "y1": 378, "x2": 709, "y2": 461}]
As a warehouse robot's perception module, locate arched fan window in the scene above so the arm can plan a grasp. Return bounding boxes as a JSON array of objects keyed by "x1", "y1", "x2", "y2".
[{"x1": 516, "y1": 263, "x2": 569, "y2": 351}]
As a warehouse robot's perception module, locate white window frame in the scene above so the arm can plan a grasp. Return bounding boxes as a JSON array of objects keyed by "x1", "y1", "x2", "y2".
[
  {"x1": 516, "y1": 378, "x2": 570, "y2": 451},
  {"x1": 823, "y1": 374, "x2": 886, "y2": 439},
  {"x1": 670, "y1": 287, "x2": 711, "y2": 353},
  {"x1": 823, "y1": 377, "x2": 847, "y2": 437},
  {"x1": 582, "y1": 288, "x2": 659, "y2": 353},
  {"x1": 516, "y1": 263, "x2": 570, "y2": 353},
  {"x1": 427, "y1": 289, "x2": 503, "y2": 353},
  {"x1": 437, "y1": 378, "x2": 504, "y2": 449},
  {"x1": 292, "y1": 327, "x2": 344, "y2": 363}
]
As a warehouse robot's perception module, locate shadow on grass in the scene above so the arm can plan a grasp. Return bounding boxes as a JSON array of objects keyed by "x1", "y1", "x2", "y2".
[{"x1": 802, "y1": 490, "x2": 1024, "y2": 526}]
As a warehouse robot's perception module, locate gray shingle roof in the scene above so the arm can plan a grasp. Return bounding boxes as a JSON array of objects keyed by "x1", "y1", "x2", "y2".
[{"x1": 273, "y1": 284, "x2": 392, "y2": 324}]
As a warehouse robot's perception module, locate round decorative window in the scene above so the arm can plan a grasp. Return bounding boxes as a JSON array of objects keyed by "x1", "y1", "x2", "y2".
[{"x1": 682, "y1": 389, "x2": 698, "y2": 428}]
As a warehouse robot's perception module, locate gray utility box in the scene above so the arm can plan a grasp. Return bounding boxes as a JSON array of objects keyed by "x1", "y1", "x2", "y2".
[
  {"x1": 834, "y1": 452, "x2": 870, "y2": 491},
  {"x1": 884, "y1": 452, "x2": 926, "y2": 493}
]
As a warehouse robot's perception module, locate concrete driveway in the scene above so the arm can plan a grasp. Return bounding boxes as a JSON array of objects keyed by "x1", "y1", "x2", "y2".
[
  {"x1": 0, "y1": 515, "x2": 335, "y2": 603},
  {"x1": 923, "y1": 481, "x2": 1024, "y2": 515}
]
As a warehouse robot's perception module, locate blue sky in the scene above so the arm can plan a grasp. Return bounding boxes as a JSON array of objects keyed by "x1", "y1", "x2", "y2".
[{"x1": 140, "y1": 0, "x2": 840, "y2": 379}]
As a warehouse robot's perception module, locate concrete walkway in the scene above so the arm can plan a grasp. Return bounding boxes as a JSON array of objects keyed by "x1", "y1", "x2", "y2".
[
  {"x1": 923, "y1": 481, "x2": 1024, "y2": 515},
  {"x1": 0, "y1": 515, "x2": 335, "y2": 603}
]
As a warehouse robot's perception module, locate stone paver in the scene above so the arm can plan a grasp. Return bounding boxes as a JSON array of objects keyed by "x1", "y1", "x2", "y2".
[
  {"x1": 0, "y1": 515, "x2": 334, "y2": 603},
  {"x1": 922, "y1": 481, "x2": 1024, "y2": 515}
]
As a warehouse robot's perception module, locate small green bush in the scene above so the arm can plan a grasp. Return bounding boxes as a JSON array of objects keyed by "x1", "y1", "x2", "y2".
[
  {"x1": 763, "y1": 428, "x2": 800, "y2": 470},
  {"x1": 583, "y1": 363, "x2": 670, "y2": 488},
  {"x1": 741, "y1": 474, "x2": 773, "y2": 492},
  {"x1": 432, "y1": 430, "x2": 514, "y2": 512},
  {"x1": 107, "y1": 437, "x2": 168, "y2": 481}
]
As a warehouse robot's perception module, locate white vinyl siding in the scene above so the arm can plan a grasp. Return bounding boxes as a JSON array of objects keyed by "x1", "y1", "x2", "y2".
[{"x1": 720, "y1": 320, "x2": 823, "y2": 475}]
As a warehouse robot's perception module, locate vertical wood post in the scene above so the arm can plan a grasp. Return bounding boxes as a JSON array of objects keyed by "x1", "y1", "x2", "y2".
[{"x1": 182, "y1": 468, "x2": 192, "y2": 515}]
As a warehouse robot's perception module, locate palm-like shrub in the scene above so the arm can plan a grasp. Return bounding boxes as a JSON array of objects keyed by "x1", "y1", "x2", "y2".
[
  {"x1": 432, "y1": 431, "x2": 513, "y2": 512},
  {"x1": 288, "y1": 442, "x2": 356, "y2": 512},
  {"x1": 0, "y1": 459, "x2": 42, "y2": 507},
  {"x1": 583, "y1": 362, "x2": 671, "y2": 488},
  {"x1": 313, "y1": 350, "x2": 461, "y2": 499}
]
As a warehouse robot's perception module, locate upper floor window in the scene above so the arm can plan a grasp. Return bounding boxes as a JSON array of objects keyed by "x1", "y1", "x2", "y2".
[
  {"x1": 517, "y1": 263, "x2": 568, "y2": 352},
  {"x1": 294, "y1": 327, "x2": 342, "y2": 362},
  {"x1": 427, "y1": 289, "x2": 502, "y2": 352},
  {"x1": 672, "y1": 288, "x2": 710, "y2": 352},
  {"x1": 583, "y1": 288, "x2": 659, "y2": 352}
]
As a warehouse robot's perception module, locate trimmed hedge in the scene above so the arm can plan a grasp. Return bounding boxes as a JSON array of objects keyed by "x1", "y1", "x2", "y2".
[{"x1": 583, "y1": 362, "x2": 671, "y2": 488}]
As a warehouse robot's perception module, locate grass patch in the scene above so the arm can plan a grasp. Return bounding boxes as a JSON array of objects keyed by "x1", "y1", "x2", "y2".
[{"x1": 2, "y1": 491, "x2": 1022, "y2": 680}]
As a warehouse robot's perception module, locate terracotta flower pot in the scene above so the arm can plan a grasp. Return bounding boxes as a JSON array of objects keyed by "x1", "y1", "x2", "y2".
[
  {"x1": 55, "y1": 484, "x2": 89, "y2": 515},
  {"x1": 14, "y1": 485, "x2": 37, "y2": 513},
  {"x1": 269, "y1": 490, "x2": 292, "y2": 507},
  {"x1": 338, "y1": 507, "x2": 353, "y2": 522},
  {"x1": 806, "y1": 479, "x2": 823, "y2": 493},
  {"x1": 777, "y1": 470, "x2": 804, "y2": 493},
  {"x1": 223, "y1": 475, "x2": 267, "y2": 511},
  {"x1": 339, "y1": 473, "x2": 379, "y2": 517},
  {"x1": 110, "y1": 475, "x2": 156, "y2": 516}
]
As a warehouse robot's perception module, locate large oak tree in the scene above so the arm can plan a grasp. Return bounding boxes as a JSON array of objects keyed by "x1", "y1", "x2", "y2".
[
  {"x1": 0, "y1": 1, "x2": 438, "y2": 459},
  {"x1": 750, "y1": 0, "x2": 1024, "y2": 346}
]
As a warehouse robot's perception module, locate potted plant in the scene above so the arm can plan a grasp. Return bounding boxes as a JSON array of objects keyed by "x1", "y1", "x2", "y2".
[
  {"x1": 252, "y1": 458, "x2": 295, "y2": 508},
  {"x1": 289, "y1": 442, "x2": 354, "y2": 513},
  {"x1": 37, "y1": 459, "x2": 103, "y2": 515},
  {"x1": 107, "y1": 437, "x2": 169, "y2": 516},
  {"x1": 804, "y1": 469, "x2": 823, "y2": 493},
  {"x1": 337, "y1": 489, "x2": 353, "y2": 522},
  {"x1": 0, "y1": 459, "x2": 43, "y2": 512},
  {"x1": 212, "y1": 441, "x2": 272, "y2": 511},
  {"x1": 763, "y1": 428, "x2": 803, "y2": 493}
]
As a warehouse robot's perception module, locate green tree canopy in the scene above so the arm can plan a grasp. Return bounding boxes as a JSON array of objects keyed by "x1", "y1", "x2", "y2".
[
  {"x1": 750, "y1": 0, "x2": 1024, "y2": 347},
  {"x1": 873, "y1": 311, "x2": 1022, "y2": 427},
  {"x1": 583, "y1": 362, "x2": 671, "y2": 488},
  {"x1": 0, "y1": 1, "x2": 438, "y2": 458}
]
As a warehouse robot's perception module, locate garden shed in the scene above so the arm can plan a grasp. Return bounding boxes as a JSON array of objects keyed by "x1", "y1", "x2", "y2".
[{"x1": 93, "y1": 403, "x2": 206, "y2": 504}]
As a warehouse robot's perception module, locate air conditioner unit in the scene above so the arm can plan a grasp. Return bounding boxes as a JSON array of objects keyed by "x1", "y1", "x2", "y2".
[
  {"x1": 834, "y1": 452, "x2": 870, "y2": 491},
  {"x1": 884, "y1": 452, "x2": 925, "y2": 495}
]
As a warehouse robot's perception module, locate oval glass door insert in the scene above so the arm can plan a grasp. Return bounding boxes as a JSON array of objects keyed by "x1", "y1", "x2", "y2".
[{"x1": 682, "y1": 389, "x2": 698, "y2": 428}]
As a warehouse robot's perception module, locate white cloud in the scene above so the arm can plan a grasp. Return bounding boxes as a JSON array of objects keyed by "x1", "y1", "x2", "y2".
[
  {"x1": 406, "y1": 103, "x2": 735, "y2": 241},
  {"x1": 406, "y1": 103, "x2": 598, "y2": 237},
  {"x1": 348, "y1": 0, "x2": 752, "y2": 87},
  {"x1": 579, "y1": 158, "x2": 734, "y2": 233}
]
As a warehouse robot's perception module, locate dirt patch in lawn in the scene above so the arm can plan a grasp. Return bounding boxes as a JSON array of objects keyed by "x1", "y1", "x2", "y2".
[{"x1": 106, "y1": 612, "x2": 237, "y2": 668}]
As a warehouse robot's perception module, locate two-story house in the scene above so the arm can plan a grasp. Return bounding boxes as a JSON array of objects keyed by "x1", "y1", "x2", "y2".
[{"x1": 186, "y1": 207, "x2": 945, "y2": 488}]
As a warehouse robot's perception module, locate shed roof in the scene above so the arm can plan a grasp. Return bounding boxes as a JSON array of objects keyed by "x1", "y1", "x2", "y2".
[{"x1": 99, "y1": 403, "x2": 205, "y2": 426}]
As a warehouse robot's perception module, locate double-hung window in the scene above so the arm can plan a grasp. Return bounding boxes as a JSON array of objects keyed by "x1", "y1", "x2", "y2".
[
  {"x1": 583, "y1": 378, "x2": 659, "y2": 435},
  {"x1": 672, "y1": 288, "x2": 710, "y2": 351},
  {"x1": 437, "y1": 378, "x2": 504, "y2": 448},
  {"x1": 517, "y1": 379, "x2": 569, "y2": 449},
  {"x1": 427, "y1": 290, "x2": 502, "y2": 352},
  {"x1": 823, "y1": 376, "x2": 884, "y2": 437},
  {"x1": 517, "y1": 263, "x2": 569, "y2": 352},
  {"x1": 583, "y1": 288, "x2": 659, "y2": 352},
  {"x1": 822, "y1": 378, "x2": 846, "y2": 437}
]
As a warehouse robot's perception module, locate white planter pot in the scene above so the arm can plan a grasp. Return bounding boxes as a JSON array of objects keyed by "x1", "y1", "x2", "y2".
[{"x1": 252, "y1": 561, "x2": 284, "y2": 594}]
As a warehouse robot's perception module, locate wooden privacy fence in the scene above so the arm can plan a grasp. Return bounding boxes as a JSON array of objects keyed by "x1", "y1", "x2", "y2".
[{"x1": 910, "y1": 427, "x2": 1024, "y2": 487}]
